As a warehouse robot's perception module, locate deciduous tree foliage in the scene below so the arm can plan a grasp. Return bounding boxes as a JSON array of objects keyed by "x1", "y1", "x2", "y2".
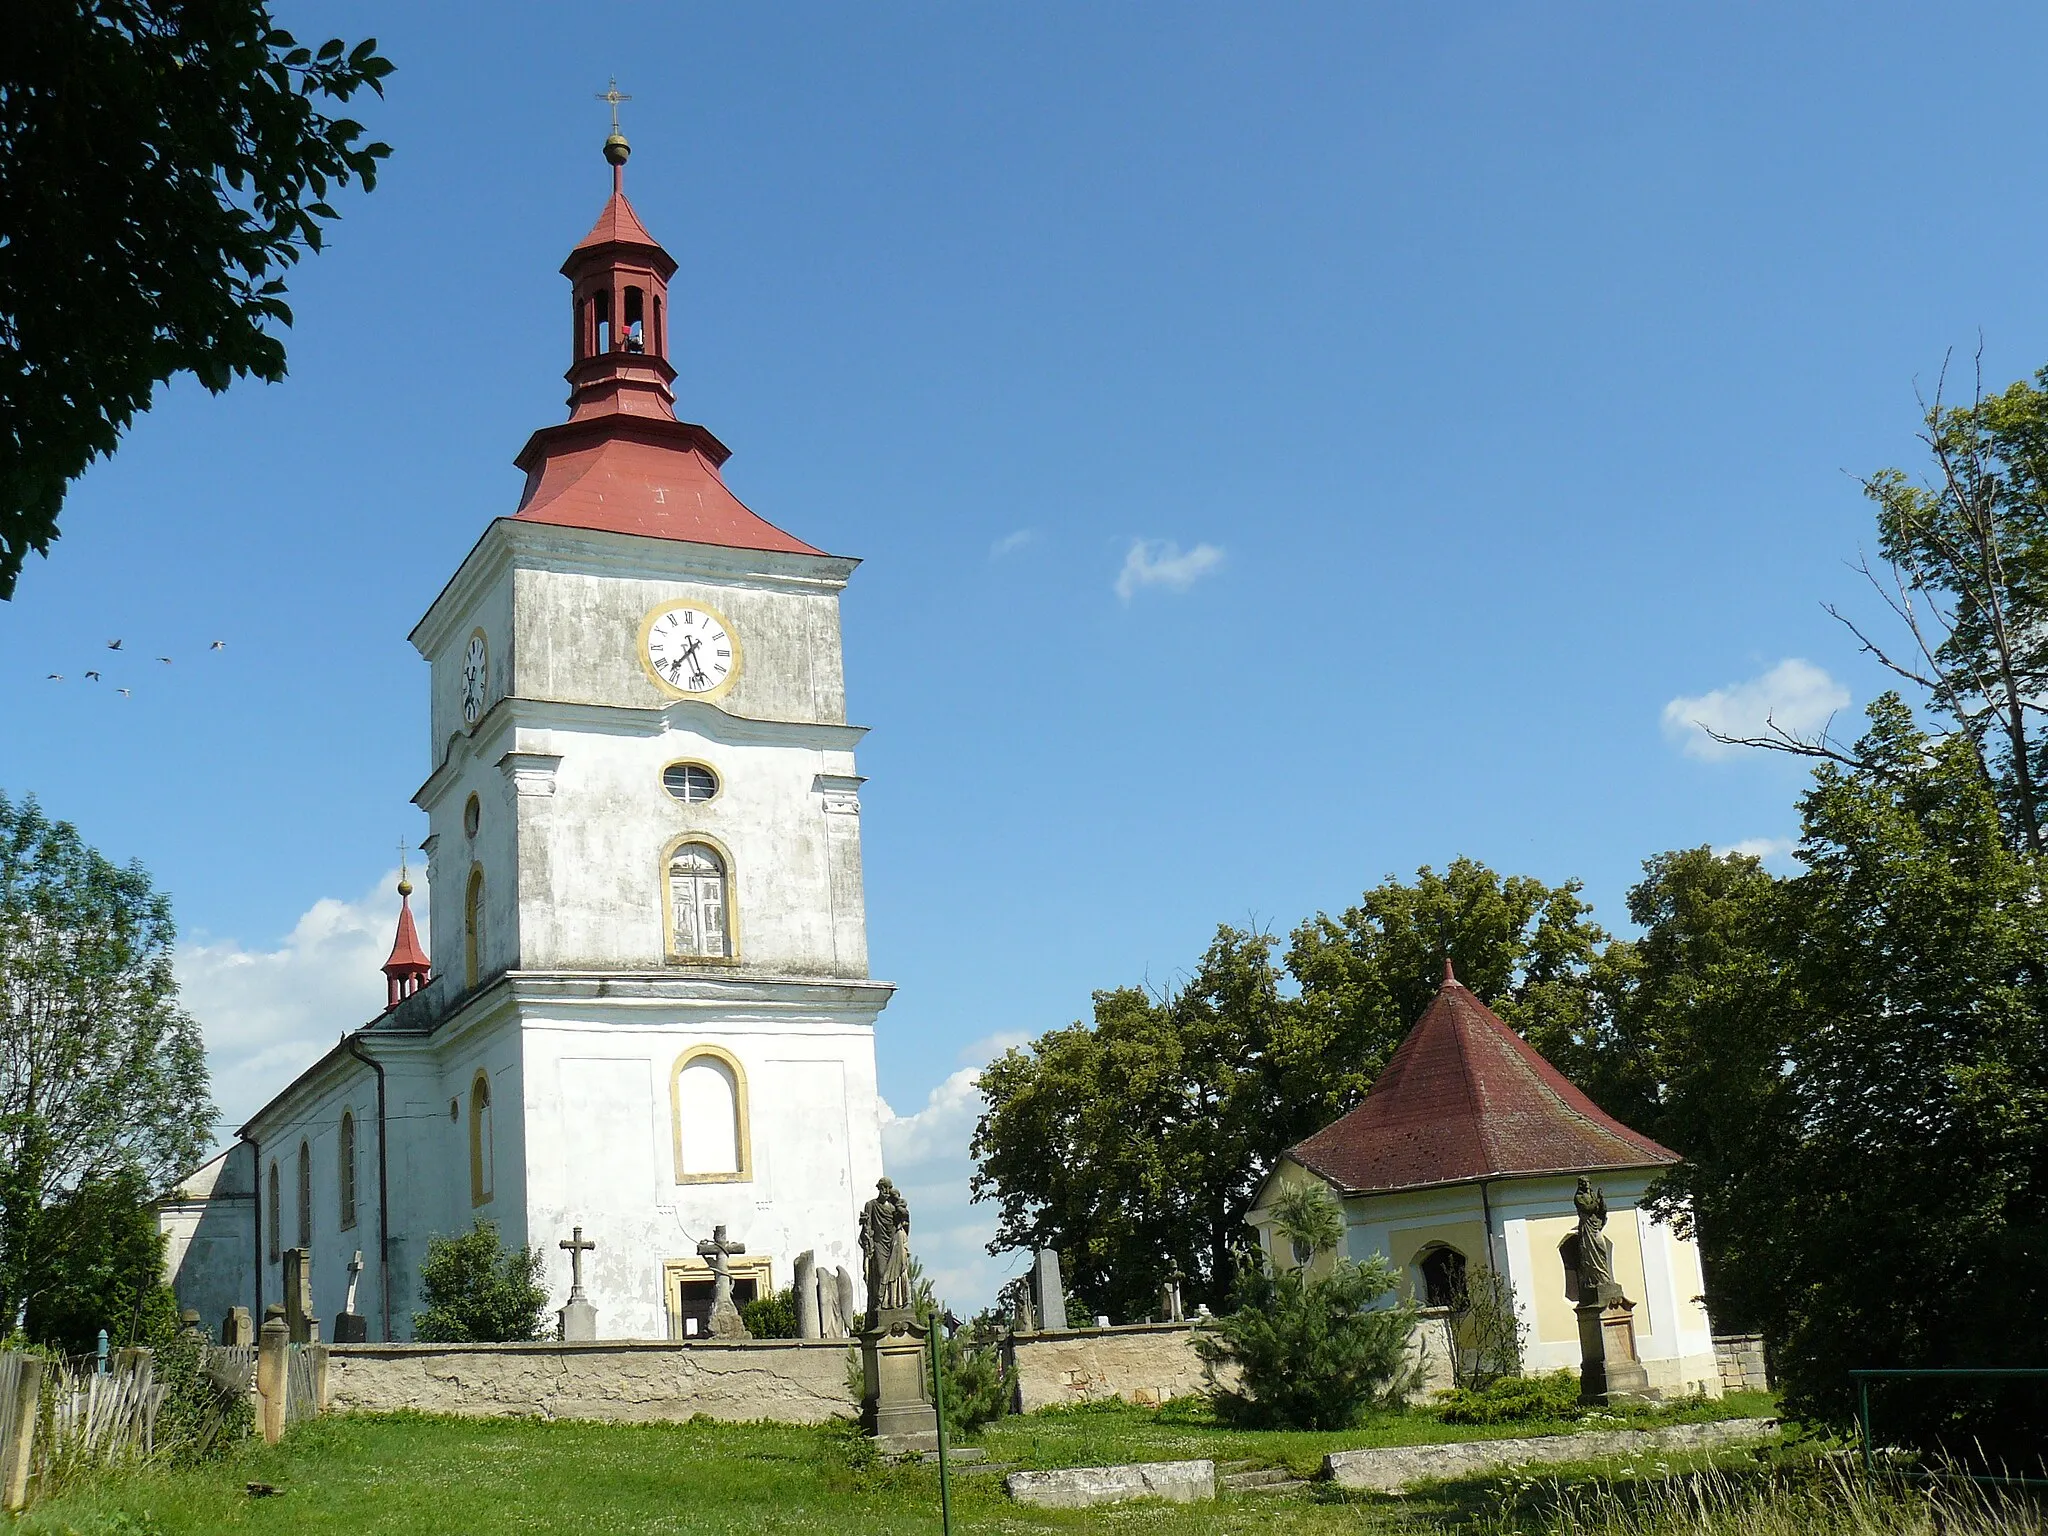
[
  {"x1": 1, "y1": 2, "x2": 393, "y2": 597},
  {"x1": 0, "y1": 792, "x2": 211, "y2": 1340},
  {"x1": 971, "y1": 867, "x2": 1609, "y2": 1322},
  {"x1": 413, "y1": 1219, "x2": 548, "y2": 1343}
]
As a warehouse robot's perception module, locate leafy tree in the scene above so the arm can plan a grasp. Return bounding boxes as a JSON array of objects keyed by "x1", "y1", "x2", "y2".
[
  {"x1": 0, "y1": 793, "x2": 212, "y2": 1340},
  {"x1": 1643, "y1": 702, "x2": 2048, "y2": 1460},
  {"x1": 1285, "y1": 858, "x2": 1615, "y2": 1115},
  {"x1": 1, "y1": 2, "x2": 393, "y2": 597},
  {"x1": 28, "y1": 1169, "x2": 179, "y2": 1353},
  {"x1": 972, "y1": 928, "x2": 1300, "y2": 1320},
  {"x1": 413, "y1": 1219, "x2": 548, "y2": 1343},
  {"x1": 973, "y1": 865, "x2": 1611, "y2": 1322},
  {"x1": 1193, "y1": 1253, "x2": 1417, "y2": 1429}
]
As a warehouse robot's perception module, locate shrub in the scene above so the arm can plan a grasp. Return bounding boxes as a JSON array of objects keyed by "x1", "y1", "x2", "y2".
[
  {"x1": 146, "y1": 1320, "x2": 253, "y2": 1460},
  {"x1": 741, "y1": 1286, "x2": 797, "y2": 1339},
  {"x1": 1438, "y1": 1367, "x2": 1584, "y2": 1425},
  {"x1": 1193, "y1": 1253, "x2": 1419, "y2": 1429},
  {"x1": 1449, "y1": 1263, "x2": 1526, "y2": 1390},
  {"x1": 413, "y1": 1219, "x2": 548, "y2": 1342}
]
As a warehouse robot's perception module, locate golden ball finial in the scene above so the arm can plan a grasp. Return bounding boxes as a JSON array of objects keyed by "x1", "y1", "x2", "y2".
[
  {"x1": 604, "y1": 131, "x2": 630, "y2": 167},
  {"x1": 397, "y1": 875, "x2": 414, "y2": 898}
]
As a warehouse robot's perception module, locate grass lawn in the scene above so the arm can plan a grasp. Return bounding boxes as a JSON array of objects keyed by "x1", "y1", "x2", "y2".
[{"x1": 17, "y1": 1393, "x2": 1787, "y2": 1536}]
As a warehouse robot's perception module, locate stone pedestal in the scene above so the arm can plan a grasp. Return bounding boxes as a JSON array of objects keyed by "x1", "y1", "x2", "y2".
[
  {"x1": 794, "y1": 1251, "x2": 821, "y2": 1339},
  {"x1": 331, "y1": 1312, "x2": 369, "y2": 1344},
  {"x1": 1031, "y1": 1249, "x2": 1066, "y2": 1333},
  {"x1": 559, "y1": 1295, "x2": 598, "y2": 1342},
  {"x1": 1576, "y1": 1286, "x2": 1651, "y2": 1404},
  {"x1": 282, "y1": 1247, "x2": 313, "y2": 1344},
  {"x1": 862, "y1": 1321, "x2": 939, "y2": 1454}
]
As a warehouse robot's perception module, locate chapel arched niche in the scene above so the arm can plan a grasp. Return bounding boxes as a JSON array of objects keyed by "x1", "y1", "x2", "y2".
[{"x1": 670, "y1": 1045, "x2": 750, "y2": 1184}]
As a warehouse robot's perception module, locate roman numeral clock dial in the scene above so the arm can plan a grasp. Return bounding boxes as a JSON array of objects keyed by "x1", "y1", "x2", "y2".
[{"x1": 642, "y1": 603, "x2": 741, "y2": 699}]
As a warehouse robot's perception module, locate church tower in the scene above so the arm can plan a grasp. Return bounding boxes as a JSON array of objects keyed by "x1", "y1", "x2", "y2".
[{"x1": 391, "y1": 125, "x2": 890, "y2": 1337}]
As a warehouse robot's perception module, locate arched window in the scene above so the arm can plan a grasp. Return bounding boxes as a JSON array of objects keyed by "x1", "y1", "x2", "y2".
[
  {"x1": 267, "y1": 1162, "x2": 280, "y2": 1261},
  {"x1": 1559, "y1": 1233, "x2": 1583, "y2": 1305},
  {"x1": 667, "y1": 843, "x2": 731, "y2": 959},
  {"x1": 339, "y1": 1111, "x2": 358, "y2": 1231},
  {"x1": 465, "y1": 867, "x2": 485, "y2": 989},
  {"x1": 296, "y1": 1142, "x2": 312, "y2": 1250},
  {"x1": 670, "y1": 1047, "x2": 749, "y2": 1183},
  {"x1": 1418, "y1": 1244, "x2": 1468, "y2": 1309},
  {"x1": 469, "y1": 1072, "x2": 494, "y2": 1206}
]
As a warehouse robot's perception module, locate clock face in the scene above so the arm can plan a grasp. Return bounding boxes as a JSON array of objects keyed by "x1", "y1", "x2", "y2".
[
  {"x1": 460, "y1": 631, "x2": 489, "y2": 726},
  {"x1": 645, "y1": 605, "x2": 738, "y2": 695}
]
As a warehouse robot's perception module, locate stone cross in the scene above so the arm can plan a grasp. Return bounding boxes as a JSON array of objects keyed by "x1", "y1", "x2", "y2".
[
  {"x1": 561, "y1": 1226, "x2": 596, "y2": 1299},
  {"x1": 696, "y1": 1225, "x2": 744, "y2": 1305},
  {"x1": 344, "y1": 1250, "x2": 364, "y2": 1316}
]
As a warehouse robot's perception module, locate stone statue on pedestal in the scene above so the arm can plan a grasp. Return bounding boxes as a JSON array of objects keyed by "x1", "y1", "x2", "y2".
[
  {"x1": 859, "y1": 1177, "x2": 913, "y2": 1332},
  {"x1": 1571, "y1": 1178, "x2": 1650, "y2": 1404},
  {"x1": 1574, "y1": 1178, "x2": 1617, "y2": 1296},
  {"x1": 855, "y1": 1178, "x2": 937, "y2": 1452}
]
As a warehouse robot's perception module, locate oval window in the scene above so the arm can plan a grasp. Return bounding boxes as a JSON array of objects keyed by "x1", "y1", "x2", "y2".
[
  {"x1": 463, "y1": 793, "x2": 480, "y2": 838},
  {"x1": 663, "y1": 763, "x2": 719, "y2": 803}
]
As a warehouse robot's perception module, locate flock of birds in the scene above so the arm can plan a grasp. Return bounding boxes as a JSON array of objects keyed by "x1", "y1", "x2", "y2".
[{"x1": 45, "y1": 638, "x2": 226, "y2": 696}]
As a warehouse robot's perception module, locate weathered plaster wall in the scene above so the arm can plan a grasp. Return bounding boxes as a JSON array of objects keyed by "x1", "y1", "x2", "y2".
[
  {"x1": 1007, "y1": 1317, "x2": 1456, "y2": 1413},
  {"x1": 160, "y1": 1145, "x2": 257, "y2": 1333},
  {"x1": 325, "y1": 1339, "x2": 858, "y2": 1423}
]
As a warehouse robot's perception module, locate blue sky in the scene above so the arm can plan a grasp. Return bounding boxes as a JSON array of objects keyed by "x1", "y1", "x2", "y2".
[{"x1": 6, "y1": 3, "x2": 2047, "y2": 1307}]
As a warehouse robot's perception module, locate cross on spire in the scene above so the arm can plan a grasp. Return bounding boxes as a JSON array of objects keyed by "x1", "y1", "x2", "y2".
[{"x1": 596, "y1": 77, "x2": 631, "y2": 137}]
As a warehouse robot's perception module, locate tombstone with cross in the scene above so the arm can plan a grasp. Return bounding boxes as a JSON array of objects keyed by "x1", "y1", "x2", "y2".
[
  {"x1": 332, "y1": 1249, "x2": 370, "y2": 1342},
  {"x1": 697, "y1": 1224, "x2": 751, "y2": 1340},
  {"x1": 558, "y1": 1226, "x2": 598, "y2": 1341}
]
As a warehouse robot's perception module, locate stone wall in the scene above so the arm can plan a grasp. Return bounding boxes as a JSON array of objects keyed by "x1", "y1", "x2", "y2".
[
  {"x1": 325, "y1": 1338, "x2": 858, "y2": 1424},
  {"x1": 1713, "y1": 1334, "x2": 1770, "y2": 1394},
  {"x1": 1006, "y1": 1312, "x2": 1455, "y2": 1414}
]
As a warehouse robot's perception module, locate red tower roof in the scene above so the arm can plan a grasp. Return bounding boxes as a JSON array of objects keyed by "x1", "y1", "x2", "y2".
[
  {"x1": 1287, "y1": 971, "x2": 1678, "y2": 1195},
  {"x1": 381, "y1": 875, "x2": 430, "y2": 1010},
  {"x1": 511, "y1": 133, "x2": 824, "y2": 557}
]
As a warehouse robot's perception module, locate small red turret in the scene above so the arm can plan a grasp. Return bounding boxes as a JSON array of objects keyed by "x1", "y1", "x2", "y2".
[{"x1": 382, "y1": 868, "x2": 431, "y2": 1009}]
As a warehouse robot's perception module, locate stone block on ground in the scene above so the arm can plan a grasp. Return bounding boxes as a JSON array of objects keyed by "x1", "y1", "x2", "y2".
[
  {"x1": 1321, "y1": 1418, "x2": 1778, "y2": 1493},
  {"x1": 1005, "y1": 1459, "x2": 1216, "y2": 1509}
]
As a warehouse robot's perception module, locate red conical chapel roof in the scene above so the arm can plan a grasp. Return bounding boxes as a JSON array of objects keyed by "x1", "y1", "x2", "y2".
[{"x1": 1287, "y1": 965, "x2": 1678, "y2": 1195}]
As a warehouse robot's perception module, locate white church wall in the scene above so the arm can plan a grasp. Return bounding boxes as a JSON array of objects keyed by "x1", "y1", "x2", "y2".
[
  {"x1": 518, "y1": 1008, "x2": 884, "y2": 1341},
  {"x1": 159, "y1": 1144, "x2": 257, "y2": 1333}
]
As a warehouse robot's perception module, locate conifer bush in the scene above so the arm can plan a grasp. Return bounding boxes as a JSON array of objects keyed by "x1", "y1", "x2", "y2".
[
  {"x1": 1193, "y1": 1253, "x2": 1419, "y2": 1429},
  {"x1": 1438, "y1": 1367, "x2": 1584, "y2": 1425}
]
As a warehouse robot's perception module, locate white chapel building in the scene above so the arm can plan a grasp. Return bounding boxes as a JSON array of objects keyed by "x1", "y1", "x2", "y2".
[{"x1": 158, "y1": 131, "x2": 890, "y2": 1342}]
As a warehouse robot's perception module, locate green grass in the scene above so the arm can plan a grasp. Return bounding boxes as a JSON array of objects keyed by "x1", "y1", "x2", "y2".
[
  {"x1": 970, "y1": 1390, "x2": 1782, "y2": 1479},
  {"x1": 15, "y1": 1394, "x2": 1787, "y2": 1536}
]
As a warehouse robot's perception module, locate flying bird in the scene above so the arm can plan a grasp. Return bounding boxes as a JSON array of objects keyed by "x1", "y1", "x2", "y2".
[
  {"x1": 157, "y1": 656, "x2": 172, "y2": 665},
  {"x1": 107, "y1": 639, "x2": 123, "y2": 650},
  {"x1": 84, "y1": 671, "x2": 100, "y2": 681},
  {"x1": 46, "y1": 674, "x2": 62, "y2": 681},
  {"x1": 117, "y1": 689, "x2": 131, "y2": 698},
  {"x1": 209, "y1": 640, "x2": 225, "y2": 651}
]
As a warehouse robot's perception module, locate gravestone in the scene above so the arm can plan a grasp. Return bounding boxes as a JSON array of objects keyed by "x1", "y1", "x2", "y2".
[
  {"x1": 834, "y1": 1267, "x2": 857, "y2": 1338},
  {"x1": 794, "y1": 1250, "x2": 821, "y2": 1339},
  {"x1": 558, "y1": 1227, "x2": 598, "y2": 1342},
  {"x1": 1030, "y1": 1248, "x2": 1066, "y2": 1332},
  {"x1": 333, "y1": 1250, "x2": 369, "y2": 1343},
  {"x1": 856, "y1": 1177, "x2": 937, "y2": 1452},
  {"x1": 281, "y1": 1247, "x2": 314, "y2": 1344},
  {"x1": 1159, "y1": 1263, "x2": 1185, "y2": 1324},
  {"x1": 697, "y1": 1225, "x2": 749, "y2": 1340},
  {"x1": 221, "y1": 1305, "x2": 253, "y2": 1346}
]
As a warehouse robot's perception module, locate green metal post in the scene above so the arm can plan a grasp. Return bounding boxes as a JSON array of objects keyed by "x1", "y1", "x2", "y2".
[{"x1": 930, "y1": 1325, "x2": 953, "y2": 1535}]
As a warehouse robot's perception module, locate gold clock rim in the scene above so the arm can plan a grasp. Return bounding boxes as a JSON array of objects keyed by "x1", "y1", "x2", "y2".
[{"x1": 637, "y1": 599, "x2": 743, "y2": 704}]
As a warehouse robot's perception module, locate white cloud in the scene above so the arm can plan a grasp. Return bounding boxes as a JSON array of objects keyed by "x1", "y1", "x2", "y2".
[
  {"x1": 1114, "y1": 539, "x2": 1224, "y2": 601},
  {"x1": 879, "y1": 1066, "x2": 1020, "y2": 1315},
  {"x1": 1661, "y1": 659, "x2": 1849, "y2": 761},
  {"x1": 177, "y1": 869, "x2": 420, "y2": 1141},
  {"x1": 1715, "y1": 836, "x2": 1797, "y2": 864},
  {"x1": 989, "y1": 529, "x2": 1037, "y2": 559}
]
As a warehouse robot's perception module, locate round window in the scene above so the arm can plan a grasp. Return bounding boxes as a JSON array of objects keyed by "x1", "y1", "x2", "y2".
[
  {"x1": 463, "y1": 793, "x2": 480, "y2": 838},
  {"x1": 663, "y1": 763, "x2": 719, "y2": 803}
]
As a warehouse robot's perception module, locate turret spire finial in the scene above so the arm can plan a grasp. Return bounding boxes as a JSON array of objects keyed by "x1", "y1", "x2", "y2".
[{"x1": 596, "y1": 77, "x2": 632, "y2": 186}]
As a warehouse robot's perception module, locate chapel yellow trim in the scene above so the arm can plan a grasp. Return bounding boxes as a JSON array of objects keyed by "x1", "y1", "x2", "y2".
[{"x1": 669, "y1": 1045, "x2": 752, "y2": 1186}]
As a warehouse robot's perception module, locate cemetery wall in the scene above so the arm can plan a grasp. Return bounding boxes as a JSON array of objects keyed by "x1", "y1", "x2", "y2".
[
  {"x1": 324, "y1": 1338, "x2": 857, "y2": 1424},
  {"x1": 1004, "y1": 1315, "x2": 1459, "y2": 1414}
]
